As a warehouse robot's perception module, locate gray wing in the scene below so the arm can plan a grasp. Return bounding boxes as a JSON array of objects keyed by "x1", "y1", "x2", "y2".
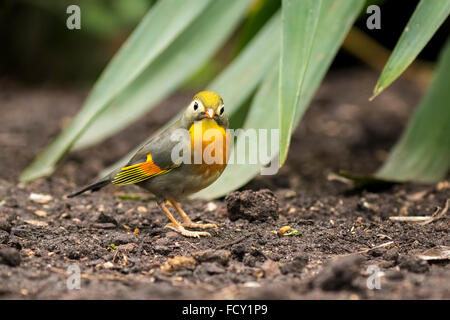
[{"x1": 126, "y1": 118, "x2": 188, "y2": 169}]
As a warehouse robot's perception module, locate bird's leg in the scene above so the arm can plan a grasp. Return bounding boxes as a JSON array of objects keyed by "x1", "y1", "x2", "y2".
[
  {"x1": 157, "y1": 202, "x2": 211, "y2": 238},
  {"x1": 169, "y1": 201, "x2": 217, "y2": 230}
]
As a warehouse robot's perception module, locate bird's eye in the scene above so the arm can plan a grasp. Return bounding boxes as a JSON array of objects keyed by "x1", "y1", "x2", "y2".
[
  {"x1": 193, "y1": 102, "x2": 198, "y2": 111},
  {"x1": 219, "y1": 106, "x2": 224, "y2": 115}
]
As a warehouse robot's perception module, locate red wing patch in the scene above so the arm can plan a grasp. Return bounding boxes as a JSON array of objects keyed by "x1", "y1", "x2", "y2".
[{"x1": 112, "y1": 153, "x2": 172, "y2": 185}]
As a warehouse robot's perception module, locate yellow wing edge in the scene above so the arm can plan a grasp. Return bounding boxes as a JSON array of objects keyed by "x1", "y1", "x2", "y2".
[{"x1": 112, "y1": 153, "x2": 173, "y2": 186}]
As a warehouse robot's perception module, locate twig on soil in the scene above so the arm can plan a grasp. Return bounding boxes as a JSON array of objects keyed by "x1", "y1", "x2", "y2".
[
  {"x1": 327, "y1": 172, "x2": 354, "y2": 186},
  {"x1": 112, "y1": 249, "x2": 120, "y2": 263},
  {"x1": 331, "y1": 241, "x2": 395, "y2": 259},
  {"x1": 419, "y1": 199, "x2": 449, "y2": 225},
  {"x1": 216, "y1": 233, "x2": 253, "y2": 249},
  {"x1": 389, "y1": 216, "x2": 433, "y2": 223},
  {"x1": 389, "y1": 199, "x2": 449, "y2": 225},
  {"x1": 49, "y1": 267, "x2": 154, "y2": 283},
  {"x1": 357, "y1": 241, "x2": 395, "y2": 254},
  {"x1": 181, "y1": 240, "x2": 198, "y2": 250}
]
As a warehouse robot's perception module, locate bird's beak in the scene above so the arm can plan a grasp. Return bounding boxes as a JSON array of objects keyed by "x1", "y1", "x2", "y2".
[{"x1": 205, "y1": 108, "x2": 215, "y2": 119}]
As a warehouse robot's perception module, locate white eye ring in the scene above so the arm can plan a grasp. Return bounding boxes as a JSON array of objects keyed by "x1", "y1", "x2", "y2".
[
  {"x1": 193, "y1": 101, "x2": 199, "y2": 111},
  {"x1": 219, "y1": 106, "x2": 224, "y2": 115}
]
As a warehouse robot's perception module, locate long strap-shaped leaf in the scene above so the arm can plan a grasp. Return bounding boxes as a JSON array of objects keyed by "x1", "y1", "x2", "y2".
[
  {"x1": 372, "y1": 0, "x2": 450, "y2": 99},
  {"x1": 292, "y1": 0, "x2": 364, "y2": 125},
  {"x1": 99, "y1": 12, "x2": 282, "y2": 178},
  {"x1": 194, "y1": 66, "x2": 280, "y2": 200},
  {"x1": 209, "y1": 12, "x2": 281, "y2": 116},
  {"x1": 278, "y1": 0, "x2": 322, "y2": 166},
  {"x1": 20, "y1": 0, "x2": 213, "y2": 182},
  {"x1": 376, "y1": 37, "x2": 450, "y2": 183},
  {"x1": 195, "y1": 0, "x2": 365, "y2": 199},
  {"x1": 73, "y1": 0, "x2": 252, "y2": 150}
]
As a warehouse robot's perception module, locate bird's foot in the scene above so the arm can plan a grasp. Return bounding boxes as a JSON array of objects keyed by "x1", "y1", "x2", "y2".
[
  {"x1": 164, "y1": 223, "x2": 211, "y2": 238},
  {"x1": 182, "y1": 221, "x2": 217, "y2": 230}
]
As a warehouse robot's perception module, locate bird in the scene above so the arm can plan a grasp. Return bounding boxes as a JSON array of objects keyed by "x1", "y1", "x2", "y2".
[{"x1": 68, "y1": 91, "x2": 231, "y2": 238}]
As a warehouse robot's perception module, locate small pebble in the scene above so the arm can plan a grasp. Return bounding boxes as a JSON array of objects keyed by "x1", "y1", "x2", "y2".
[
  {"x1": 29, "y1": 193, "x2": 52, "y2": 204},
  {"x1": 137, "y1": 206, "x2": 147, "y2": 213}
]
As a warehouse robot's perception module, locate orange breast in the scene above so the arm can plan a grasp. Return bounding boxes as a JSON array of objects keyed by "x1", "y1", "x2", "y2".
[{"x1": 188, "y1": 119, "x2": 231, "y2": 178}]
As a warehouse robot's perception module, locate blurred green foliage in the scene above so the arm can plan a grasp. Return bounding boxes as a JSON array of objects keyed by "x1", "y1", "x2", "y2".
[{"x1": 1, "y1": 0, "x2": 154, "y2": 84}]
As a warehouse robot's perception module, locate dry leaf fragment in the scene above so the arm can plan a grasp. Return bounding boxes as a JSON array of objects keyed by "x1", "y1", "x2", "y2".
[{"x1": 417, "y1": 247, "x2": 450, "y2": 261}]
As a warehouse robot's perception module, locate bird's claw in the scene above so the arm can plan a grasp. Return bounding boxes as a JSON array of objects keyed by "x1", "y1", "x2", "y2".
[
  {"x1": 164, "y1": 223, "x2": 211, "y2": 238},
  {"x1": 182, "y1": 221, "x2": 217, "y2": 230}
]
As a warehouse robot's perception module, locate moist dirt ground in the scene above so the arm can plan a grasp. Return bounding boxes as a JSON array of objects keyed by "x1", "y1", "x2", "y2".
[{"x1": 0, "y1": 68, "x2": 449, "y2": 299}]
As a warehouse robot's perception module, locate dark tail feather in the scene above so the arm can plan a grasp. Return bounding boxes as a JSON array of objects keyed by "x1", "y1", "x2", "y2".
[{"x1": 67, "y1": 179, "x2": 110, "y2": 198}]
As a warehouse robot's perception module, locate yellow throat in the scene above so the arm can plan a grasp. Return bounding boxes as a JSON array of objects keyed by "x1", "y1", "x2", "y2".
[{"x1": 188, "y1": 119, "x2": 230, "y2": 169}]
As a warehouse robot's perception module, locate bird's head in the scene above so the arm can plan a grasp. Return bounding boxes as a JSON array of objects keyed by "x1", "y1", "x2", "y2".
[{"x1": 182, "y1": 91, "x2": 228, "y2": 128}]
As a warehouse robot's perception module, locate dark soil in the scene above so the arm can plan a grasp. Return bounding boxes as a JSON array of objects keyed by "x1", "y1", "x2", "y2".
[{"x1": 0, "y1": 68, "x2": 449, "y2": 299}]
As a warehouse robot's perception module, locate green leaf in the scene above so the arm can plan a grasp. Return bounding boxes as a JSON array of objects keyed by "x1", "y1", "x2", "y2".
[
  {"x1": 279, "y1": 0, "x2": 322, "y2": 166},
  {"x1": 99, "y1": 12, "x2": 282, "y2": 178},
  {"x1": 19, "y1": 0, "x2": 246, "y2": 182},
  {"x1": 27, "y1": 0, "x2": 153, "y2": 37},
  {"x1": 73, "y1": 0, "x2": 252, "y2": 150},
  {"x1": 283, "y1": 229, "x2": 302, "y2": 236},
  {"x1": 236, "y1": 0, "x2": 281, "y2": 53},
  {"x1": 293, "y1": 1, "x2": 365, "y2": 124},
  {"x1": 372, "y1": 0, "x2": 450, "y2": 98},
  {"x1": 194, "y1": 66, "x2": 280, "y2": 200},
  {"x1": 338, "y1": 171, "x2": 397, "y2": 190},
  {"x1": 376, "y1": 37, "x2": 450, "y2": 183},
  {"x1": 208, "y1": 12, "x2": 281, "y2": 119},
  {"x1": 195, "y1": 0, "x2": 365, "y2": 199}
]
